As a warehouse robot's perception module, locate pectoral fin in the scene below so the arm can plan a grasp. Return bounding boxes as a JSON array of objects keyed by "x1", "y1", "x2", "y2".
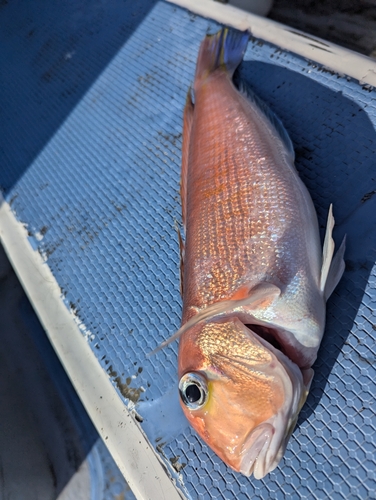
[
  {"x1": 320, "y1": 205, "x2": 346, "y2": 300},
  {"x1": 148, "y1": 282, "x2": 280, "y2": 355},
  {"x1": 230, "y1": 282, "x2": 281, "y2": 310}
]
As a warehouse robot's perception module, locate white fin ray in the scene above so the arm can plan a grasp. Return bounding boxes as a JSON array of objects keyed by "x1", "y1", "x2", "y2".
[
  {"x1": 324, "y1": 235, "x2": 346, "y2": 300},
  {"x1": 320, "y1": 204, "x2": 346, "y2": 300},
  {"x1": 320, "y1": 204, "x2": 335, "y2": 293}
]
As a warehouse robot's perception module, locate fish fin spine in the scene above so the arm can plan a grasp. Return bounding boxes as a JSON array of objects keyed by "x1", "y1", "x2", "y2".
[
  {"x1": 324, "y1": 234, "x2": 346, "y2": 300},
  {"x1": 194, "y1": 28, "x2": 249, "y2": 88},
  {"x1": 177, "y1": 224, "x2": 185, "y2": 297},
  {"x1": 181, "y1": 88, "x2": 194, "y2": 231},
  {"x1": 320, "y1": 205, "x2": 346, "y2": 299}
]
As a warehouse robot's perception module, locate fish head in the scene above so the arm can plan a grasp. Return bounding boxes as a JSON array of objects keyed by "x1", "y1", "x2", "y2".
[{"x1": 178, "y1": 316, "x2": 306, "y2": 479}]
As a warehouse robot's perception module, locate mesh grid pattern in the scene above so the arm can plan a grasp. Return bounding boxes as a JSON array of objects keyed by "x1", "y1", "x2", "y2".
[{"x1": 0, "y1": 1, "x2": 375, "y2": 498}]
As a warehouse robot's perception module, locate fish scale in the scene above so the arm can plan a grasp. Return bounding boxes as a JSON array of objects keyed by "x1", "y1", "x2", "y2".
[
  {"x1": 176, "y1": 28, "x2": 345, "y2": 479},
  {"x1": 183, "y1": 72, "x2": 315, "y2": 317}
]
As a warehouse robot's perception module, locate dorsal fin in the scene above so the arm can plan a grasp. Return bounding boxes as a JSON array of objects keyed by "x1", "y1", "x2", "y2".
[
  {"x1": 181, "y1": 88, "x2": 194, "y2": 231},
  {"x1": 176, "y1": 223, "x2": 185, "y2": 297},
  {"x1": 236, "y1": 79, "x2": 295, "y2": 162}
]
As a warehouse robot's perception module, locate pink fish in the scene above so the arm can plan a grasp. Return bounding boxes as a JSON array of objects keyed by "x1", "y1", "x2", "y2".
[{"x1": 159, "y1": 28, "x2": 345, "y2": 479}]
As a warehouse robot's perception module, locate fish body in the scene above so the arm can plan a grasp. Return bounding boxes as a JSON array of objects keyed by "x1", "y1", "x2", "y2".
[{"x1": 172, "y1": 29, "x2": 345, "y2": 479}]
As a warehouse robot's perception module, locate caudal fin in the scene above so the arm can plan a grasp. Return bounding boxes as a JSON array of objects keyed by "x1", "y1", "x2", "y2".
[{"x1": 194, "y1": 28, "x2": 249, "y2": 89}]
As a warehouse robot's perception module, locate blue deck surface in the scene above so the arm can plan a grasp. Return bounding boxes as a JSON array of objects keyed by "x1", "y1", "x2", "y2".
[
  {"x1": 19, "y1": 279, "x2": 136, "y2": 500},
  {"x1": 1, "y1": 0, "x2": 375, "y2": 498}
]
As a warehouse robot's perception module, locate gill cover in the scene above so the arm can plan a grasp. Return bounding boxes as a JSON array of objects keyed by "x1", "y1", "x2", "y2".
[{"x1": 178, "y1": 318, "x2": 305, "y2": 479}]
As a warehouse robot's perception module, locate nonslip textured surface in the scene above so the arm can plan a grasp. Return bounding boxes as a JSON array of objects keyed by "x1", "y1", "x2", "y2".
[
  {"x1": 0, "y1": 246, "x2": 134, "y2": 500},
  {"x1": 0, "y1": 1, "x2": 375, "y2": 498}
]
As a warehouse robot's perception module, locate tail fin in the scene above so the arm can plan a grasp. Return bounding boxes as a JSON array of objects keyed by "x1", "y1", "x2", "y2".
[{"x1": 194, "y1": 28, "x2": 249, "y2": 89}]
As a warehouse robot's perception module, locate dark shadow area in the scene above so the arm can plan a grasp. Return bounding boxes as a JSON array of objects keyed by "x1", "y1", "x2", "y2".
[
  {"x1": 0, "y1": 2, "x2": 160, "y2": 496},
  {"x1": 237, "y1": 60, "x2": 376, "y2": 425},
  {"x1": 269, "y1": 0, "x2": 376, "y2": 57},
  {"x1": 0, "y1": 246, "x2": 127, "y2": 494},
  {"x1": 0, "y1": 0, "x2": 157, "y2": 196}
]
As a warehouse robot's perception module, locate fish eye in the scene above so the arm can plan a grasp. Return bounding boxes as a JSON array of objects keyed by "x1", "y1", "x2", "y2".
[{"x1": 179, "y1": 372, "x2": 208, "y2": 410}]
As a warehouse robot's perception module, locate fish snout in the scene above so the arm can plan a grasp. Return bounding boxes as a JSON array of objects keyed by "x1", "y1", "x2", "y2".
[{"x1": 239, "y1": 423, "x2": 276, "y2": 479}]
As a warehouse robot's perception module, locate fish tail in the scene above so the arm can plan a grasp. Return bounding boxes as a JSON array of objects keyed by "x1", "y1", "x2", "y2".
[{"x1": 194, "y1": 28, "x2": 249, "y2": 88}]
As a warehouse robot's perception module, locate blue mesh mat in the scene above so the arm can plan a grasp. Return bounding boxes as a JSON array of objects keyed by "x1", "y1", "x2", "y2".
[
  {"x1": 18, "y1": 275, "x2": 135, "y2": 500},
  {"x1": 1, "y1": 0, "x2": 375, "y2": 498}
]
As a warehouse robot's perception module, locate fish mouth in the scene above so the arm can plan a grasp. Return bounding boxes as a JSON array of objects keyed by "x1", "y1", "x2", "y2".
[
  {"x1": 239, "y1": 423, "x2": 275, "y2": 479},
  {"x1": 245, "y1": 322, "x2": 314, "y2": 389},
  {"x1": 245, "y1": 324, "x2": 286, "y2": 356},
  {"x1": 238, "y1": 322, "x2": 308, "y2": 478}
]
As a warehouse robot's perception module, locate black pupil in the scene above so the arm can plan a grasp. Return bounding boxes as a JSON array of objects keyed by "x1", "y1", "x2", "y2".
[{"x1": 185, "y1": 384, "x2": 201, "y2": 403}]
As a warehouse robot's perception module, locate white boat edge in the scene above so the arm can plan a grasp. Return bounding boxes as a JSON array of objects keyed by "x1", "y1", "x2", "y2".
[
  {"x1": 169, "y1": 0, "x2": 376, "y2": 86},
  {"x1": 0, "y1": 196, "x2": 185, "y2": 500}
]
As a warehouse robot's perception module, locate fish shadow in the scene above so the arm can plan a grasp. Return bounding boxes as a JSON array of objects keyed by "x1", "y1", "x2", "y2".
[{"x1": 237, "y1": 60, "x2": 376, "y2": 425}]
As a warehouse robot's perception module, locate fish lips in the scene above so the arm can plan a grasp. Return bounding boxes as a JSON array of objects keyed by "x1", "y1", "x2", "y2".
[
  {"x1": 237, "y1": 329, "x2": 306, "y2": 479},
  {"x1": 239, "y1": 423, "x2": 276, "y2": 479}
]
